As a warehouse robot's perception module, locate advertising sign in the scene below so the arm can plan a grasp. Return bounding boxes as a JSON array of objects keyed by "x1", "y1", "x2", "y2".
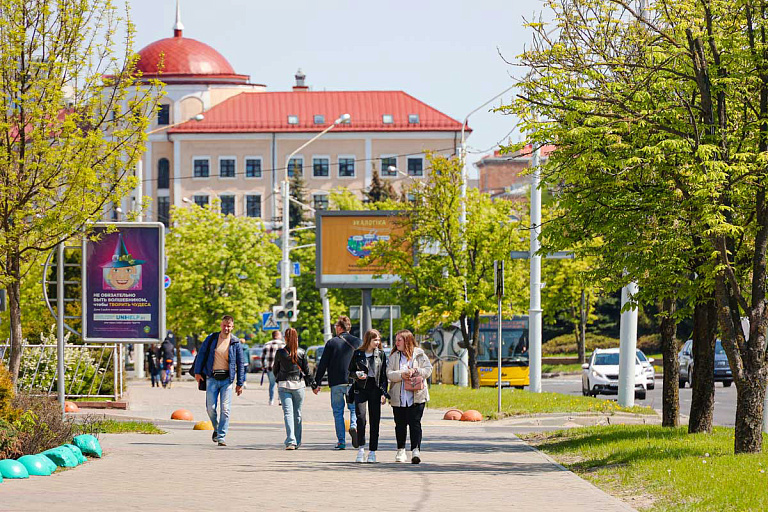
[
  {"x1": 82, "y1": 223, "x2": 165, "y2": 342},
  {"x1": 316, "y1": 211, "x2": 408, "y2": 288}
]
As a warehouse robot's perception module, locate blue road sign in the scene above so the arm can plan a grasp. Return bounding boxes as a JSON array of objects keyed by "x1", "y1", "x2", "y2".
[
  {"x1": 292, "y1": 262, "x2": 300, "y2": 276},
  {"x1": 164, "y1": 275, "x2": 171, "y2": 289},
  {"x1": 262, "y1": 312, "x2": 279, "y2": 331}
]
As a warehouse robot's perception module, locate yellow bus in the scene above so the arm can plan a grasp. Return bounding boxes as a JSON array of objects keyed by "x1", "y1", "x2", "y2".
[{"x1": 474, "y1": 316, "x2": 529, "y2": 388}]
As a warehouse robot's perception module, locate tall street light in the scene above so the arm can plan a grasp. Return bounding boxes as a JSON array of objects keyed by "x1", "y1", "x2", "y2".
[{"x1": 280, "y1": 113, "x2": 351, "y2": 331}]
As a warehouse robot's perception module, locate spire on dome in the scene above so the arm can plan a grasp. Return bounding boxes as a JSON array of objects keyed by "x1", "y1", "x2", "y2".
[{"x1": 173, "y1": 0, "x2": 184, "y2": 38}]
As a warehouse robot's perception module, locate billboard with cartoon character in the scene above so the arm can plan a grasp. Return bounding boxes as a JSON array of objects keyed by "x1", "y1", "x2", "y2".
[{"x1": 83, "y1": 223, "x2": 165, "y2": 342}]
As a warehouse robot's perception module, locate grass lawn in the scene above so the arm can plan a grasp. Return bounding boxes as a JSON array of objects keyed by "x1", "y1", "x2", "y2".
[
  {"x1": 428, "y1": 384, "x2": 655, "y2": 419},
  {"x1": 78, "y1": 419, "x2": 165, "y2": 435},
  {"x1": 525, "y1": 425, "x2": 768, "y2": 511},
  {"x1": 542, "y1": 363, "x2": 583, "y2": 373}
]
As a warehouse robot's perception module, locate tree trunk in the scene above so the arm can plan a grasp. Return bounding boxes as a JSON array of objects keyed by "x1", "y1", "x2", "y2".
[
  {"x1": 688, "y1": 299, "x2": 716, "y2": 434},
  {"x1": 469, "y1": 310, "x2": 481, "y2": 389},
  {"x1": 7, "y1": 256, "x2": 23, "y2": 387},
  {"x1": 659, "y1": 297, "x2": 679, "y2": 427},
  {"x1": 734, "y1": 374, "x2": 767, "y2": 453},
  {"x1": 578, "y1": 289, "x2": 586, "y2": 364}
]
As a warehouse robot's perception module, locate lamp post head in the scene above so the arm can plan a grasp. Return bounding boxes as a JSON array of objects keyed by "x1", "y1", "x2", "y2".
[
  {"x1": 193, "y1": 113, "x2": 204, "y2": 122},
  {"x1": 182, "y1": 197, "x2": 192, "y2": 204},
  {"x1": 335, "y1": 113, "x2": 351, "y2": 125}
]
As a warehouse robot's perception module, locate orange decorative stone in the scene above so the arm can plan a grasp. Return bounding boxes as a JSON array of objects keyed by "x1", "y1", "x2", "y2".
[
  {"x1": 171, "y1": 409, "x2": 194, "y2": 421},
  {"x1": 460, "y1": 410, "x2": 483, "y2": 422},
  {"x1": 64, "y1": 401, "x2": 79, "y2": 413},
  {"x1": 193, "y1": 420, "x2": 214, "y2": 431},
  {"x1": 443, "y1": 409, "x2": 463, "y2": 421}
]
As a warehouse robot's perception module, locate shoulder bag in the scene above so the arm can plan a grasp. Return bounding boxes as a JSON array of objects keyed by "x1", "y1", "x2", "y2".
[{"x1": 403, "y1": 355, "x2": 425, "y2": 391}]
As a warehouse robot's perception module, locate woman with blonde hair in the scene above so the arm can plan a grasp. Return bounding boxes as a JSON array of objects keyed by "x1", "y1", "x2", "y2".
[
  {"x1": 272, "y1": 328, "x2": 314, "y2": 449},
  {"x1": 348, "y1": 329, "x2": 389, "y2": 463},
  {"x1": 387, "y1": 329, "x2": 432, "y2": 464}
]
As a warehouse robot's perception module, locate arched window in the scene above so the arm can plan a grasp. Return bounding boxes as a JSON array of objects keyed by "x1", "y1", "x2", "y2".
[{"x1": 158, "y1": 158, "x2": 170, "y2": 189}]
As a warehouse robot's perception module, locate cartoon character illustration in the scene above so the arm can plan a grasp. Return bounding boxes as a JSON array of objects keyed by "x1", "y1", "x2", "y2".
[
  {"x1": 347, "y1": 233, "x2": 390, "y2": 258},
  {"x1": 102, "y1": 233, "x2": 145, "y2": 290}
]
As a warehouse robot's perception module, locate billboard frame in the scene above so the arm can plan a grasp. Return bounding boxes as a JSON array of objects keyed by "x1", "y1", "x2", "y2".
[
  {"x1": 315, "y1": 210, "x2": 406, "y2": 289},
  {"x1": 81, "y1": 222, "x2": 166, "y2": 343}
]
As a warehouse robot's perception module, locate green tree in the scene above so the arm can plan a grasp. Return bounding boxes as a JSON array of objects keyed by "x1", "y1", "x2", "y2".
[
  {"x1": 0, "y1": 0, "x2": 158, "y2": 383},
  {"x1": 508, "y1": 0, "x2": 768, "y2": 451},
  {"x1": 165, "y1": 199, "x2": 280, "y2": 341},
  {"x1": 368, "y1": 154, "x2": 528, "y2": 388},
  {"x1": 289, "y1": 173, "x2": 310, "y2": 229},
  {"x1": 365, "y1": 167, "x2": 398, "y2": 204}
]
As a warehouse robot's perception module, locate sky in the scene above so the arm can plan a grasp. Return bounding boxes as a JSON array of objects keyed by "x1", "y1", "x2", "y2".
[{"x1": 128, "y1": 0, "x2": 549, "y2": 178}]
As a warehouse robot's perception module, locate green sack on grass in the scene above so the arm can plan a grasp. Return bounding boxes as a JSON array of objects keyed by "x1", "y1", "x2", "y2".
[
  {"x1": 0, "y1": 459, "x2": 29, "y2": 479},
  {"x1": 73, "y1": 434, "x2": 102, "y2": 458},
  {"x1": 41, "y1": 447, "x2": 78, "y2": 467},
  {"x1": 17, "y1": 455, "x2": 53, "y2": 476},
  {"x1": 62, "y1": 444, "x2": 87, "y2": 465}
]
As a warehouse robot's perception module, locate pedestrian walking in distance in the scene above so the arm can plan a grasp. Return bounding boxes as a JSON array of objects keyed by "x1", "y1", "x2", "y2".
[
  {"x1": 312, "y1": 315, "x2": 361, "y2": 450},
  {"x1": 273, "y1": 328, "x2": 315, "y2": 450},
  {"x1": 192, "y1": 315, "x2": 246, "y2": 447},
  {"x1": 387, "y1": 329, "x2": 432, "y2": 464},
  {"x1": 146, "y1": 343, "x2": 160, "y2": 388},
  {"x1": 349, "y1": 329, "x2": 389, "y2": 463},
  {"x1": 159, "y1": 334, "x2": 175, "y2": 388},
  {"x1": 262, "y1": 330, "x2": 285, "y2": 405}
]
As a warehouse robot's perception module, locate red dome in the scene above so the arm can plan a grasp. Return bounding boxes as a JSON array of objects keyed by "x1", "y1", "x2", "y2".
[{"x1": 136, "y1": 36, "x2": 248, "y2": 83}]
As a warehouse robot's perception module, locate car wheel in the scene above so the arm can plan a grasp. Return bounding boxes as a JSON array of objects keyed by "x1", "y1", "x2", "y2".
[
  {"x1": 688, "y1": 366, "x2": 694, "y2": 389},
  {"x1": 678, "y1": 378, "x2": 685, "y2": 388},
  {"x1": 724, "y1": 380, "x2": 733, "y2": 388},
  {"x1": 647, "y1": 382, "x2": 655, "y2": 390},
  {"x1": 635, "y1": 389, "x2": 646, "y2": 400}
]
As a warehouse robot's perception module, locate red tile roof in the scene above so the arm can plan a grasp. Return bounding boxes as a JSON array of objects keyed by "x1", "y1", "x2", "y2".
[{"x1": 169, "y1": 91, "x2": 467, "y2": 133}]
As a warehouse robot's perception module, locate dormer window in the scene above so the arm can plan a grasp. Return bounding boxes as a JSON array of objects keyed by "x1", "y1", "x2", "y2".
[
  {"x1": 314, "y1": 115, "x2": 325, "y2": 125},
  {"x1": 408, "y1": 114, "x2": 420, "y2": 124},
  {"x1": 288, "y1": 115, "x2": 299, "y2": 125},
  {"x1": 382, "y1": 114, "x2": 394, "y2": 124}
]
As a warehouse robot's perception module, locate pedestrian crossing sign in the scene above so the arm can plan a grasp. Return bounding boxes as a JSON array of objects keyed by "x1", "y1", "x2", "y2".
[{"x1": 262, "y1": 312, "x2": 279, "y2": 330}]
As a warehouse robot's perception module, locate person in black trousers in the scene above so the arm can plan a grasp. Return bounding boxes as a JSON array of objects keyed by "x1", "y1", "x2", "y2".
[
  {"x1": 146, "y1": 344, "x2": 160, "y2": 387},
  {"x1": 348, "y1": 329, "x2": 389, "y2": 463}
]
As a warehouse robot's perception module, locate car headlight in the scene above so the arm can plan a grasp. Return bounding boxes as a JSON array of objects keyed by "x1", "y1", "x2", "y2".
[{"x1": 591, "y1": 369, "x2": 604, "y2": 379}]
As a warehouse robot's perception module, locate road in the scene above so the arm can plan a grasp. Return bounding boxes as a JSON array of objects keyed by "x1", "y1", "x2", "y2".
[{"x1": 542, "y1": 375, "x2": 738, "y2": 427}]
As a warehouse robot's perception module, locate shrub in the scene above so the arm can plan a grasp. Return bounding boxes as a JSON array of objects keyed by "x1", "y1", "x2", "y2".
[
  {"x1": 0, "y1": 393, "x2": 74, "y2": 459},
  {"x1": 0, "y1": 362, "x2": 15, "y2": 420},
  {"x1": 542, "y1": 333, "x2": 620, "y2": 355},
  {"x1": 637, "y1": 334, "x2": 662, "y2": 354}
]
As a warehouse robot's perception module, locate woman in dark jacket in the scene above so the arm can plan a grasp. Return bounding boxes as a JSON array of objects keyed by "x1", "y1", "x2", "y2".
[
  {"x1": 348, "y1": 329, "x2": 389, "y2": 463},
  {"x1": 272, "y1": 328, "x2": 314, "y2": 450}
]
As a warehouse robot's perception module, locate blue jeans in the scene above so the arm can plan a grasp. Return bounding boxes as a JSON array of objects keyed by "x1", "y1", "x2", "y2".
[
  {"x1": 206, "y1": 378, "x2": 233, "y2": 442},
  {"x1": 267, "y1": 370, "x2": 277, "y2": 402},
  {"x1": 330, "y1": 384, "x2": 356, "y2": 445},
  {"x1": 279, "y1": 387, "x2": 305, "y2": 447}
]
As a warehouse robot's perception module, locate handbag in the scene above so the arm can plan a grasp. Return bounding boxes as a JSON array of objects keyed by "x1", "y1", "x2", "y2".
[{"x1": 404, "y1": 373, "x2": 424, "y2": 391}]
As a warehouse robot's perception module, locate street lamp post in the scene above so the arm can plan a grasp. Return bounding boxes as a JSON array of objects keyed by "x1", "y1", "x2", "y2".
[{"x1": 280, "y1": 114, "x2": 350, "y2": 332}]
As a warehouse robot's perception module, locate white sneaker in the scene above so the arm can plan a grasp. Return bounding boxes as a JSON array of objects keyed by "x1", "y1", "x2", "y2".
[
  {"x1": 367, "y1": 451, "x2": 377, "y2": 463},
  {"x1": 269, "y1": 400, "x2": 275, "y2": 406},
  {"x1": 355, "y1": 448, "x2": 365, "y2": 463},
  {"x1": 395, "y1": 448, "x2": 407, "y2": 462},
  {"x1": 411, "y1": 448, "x2": 421, "y2": 464}
]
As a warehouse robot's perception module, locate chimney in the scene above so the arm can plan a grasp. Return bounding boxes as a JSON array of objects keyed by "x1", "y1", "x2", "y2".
[{"x1": 293, "y1": 68, "x2": 309, "y2": 91}]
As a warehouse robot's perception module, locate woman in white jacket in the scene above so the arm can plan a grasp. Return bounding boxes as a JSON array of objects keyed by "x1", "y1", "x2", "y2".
[{"x1": 387, "y1": 329, "x2": 432, "y2": 464}]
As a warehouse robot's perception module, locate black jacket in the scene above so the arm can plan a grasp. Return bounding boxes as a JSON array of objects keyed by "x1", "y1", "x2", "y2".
[
  {"x1": 160, "y1": 340, "x2": 174, "y2": 361},
  {"x1": 273, "y1": 348, "x2": 315, "y2": 388},
  {"x1": 313, "y1": 332, "x2": 361, "y2": 388},
  {"x1": 348, "y1": 348, "x2": 389, "y2": 399}
]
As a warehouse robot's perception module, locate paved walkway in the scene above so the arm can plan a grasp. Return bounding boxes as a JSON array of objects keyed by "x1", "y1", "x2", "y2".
[{"x1": 0, "y1": 378, "x2": 636, "y2": 512}]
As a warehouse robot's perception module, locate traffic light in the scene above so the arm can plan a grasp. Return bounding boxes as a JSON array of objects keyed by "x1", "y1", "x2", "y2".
[
  {"x1": 282, "y1": 287, "x2": 299, "y2": 321},
  {"x1": 273, "y1": 304, "x2": 288, "y2": 322}
]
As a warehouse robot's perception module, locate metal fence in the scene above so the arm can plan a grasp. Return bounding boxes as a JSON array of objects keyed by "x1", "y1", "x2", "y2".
[{"x1": 0, "y1": 343, "x2": 123, "y2": 400}]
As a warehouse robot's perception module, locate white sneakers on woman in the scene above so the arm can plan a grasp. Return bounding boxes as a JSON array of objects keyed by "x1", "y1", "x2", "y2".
[
  {"x1": 356, "y1": 447, "x2": 365, "y2": 462},
  {"x1": 367, "y1": 451, "x2": 377, "y2": 463},
  {"x1": 411, "y1": 448, "x2": 421, "y2": 464},
  {"x1": 395, "y1": 448, "x2": 408, "y2": 462}
]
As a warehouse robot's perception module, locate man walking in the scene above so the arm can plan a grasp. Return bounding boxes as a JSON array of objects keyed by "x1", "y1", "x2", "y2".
[
  {"x1": 262, "y1": 330, "x2": 284, "y2": 405},
  {"x1": 312, "y1": 316, "x2": 361, "y2": 449},
  {"x1": 193, "y1": 315, "x2": 246, "y2": 446},
  {"x1": 159, "y1": 334, "x2": 175, "y2": 388}
]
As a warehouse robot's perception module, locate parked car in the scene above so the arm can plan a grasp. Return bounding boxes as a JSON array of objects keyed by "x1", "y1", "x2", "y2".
[
  {"x1": 678, "y1": 339, "x2": 733, "y2": 388},
  {"x1": 581, "y1": 348, "x2": 647, "y2": 400},
  {"x1": 180, "y1": 348, "x2": 195, "y2": 375},
  {"x1": 306, "y1": 344, "x2": 327, "y2": 385},
  {"x1": 636, "y1": 349, "x2": 656, "y2": 390},
  {"x1": 248, "y1": 346, "x2": 264, "y2": 373}
]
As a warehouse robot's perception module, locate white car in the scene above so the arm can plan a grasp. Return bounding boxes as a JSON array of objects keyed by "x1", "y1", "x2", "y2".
[
  {"x1": 636, "y1": 349, "x2": 656, "y2": 390},
  {"x1": 581, "y1": 348, "x2": 648, "y2": 400}
]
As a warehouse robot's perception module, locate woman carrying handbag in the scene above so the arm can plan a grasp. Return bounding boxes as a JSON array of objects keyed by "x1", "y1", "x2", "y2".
[
  {"x1": 387, "y1": 329, "x2": 432, "y2": 464},
  {"x1": 272, "y1": 328, "x2": 315, "y2": 450}
]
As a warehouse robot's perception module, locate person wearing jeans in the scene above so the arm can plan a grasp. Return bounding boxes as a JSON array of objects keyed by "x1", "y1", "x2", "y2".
[
  {"x1": 273, "y1": 328, "x2": 315, "y2": 449},
  {"x1": 206, "y1": 376, "x2": 233, "y2": 442},
  {"x1": 312, "y1": 316, "x2": 361, "y2": 450}
]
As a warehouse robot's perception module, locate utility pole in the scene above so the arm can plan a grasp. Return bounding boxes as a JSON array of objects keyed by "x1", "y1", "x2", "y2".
[{"x1": 529, "y1": 142, "x2": 543, "y2": 393}]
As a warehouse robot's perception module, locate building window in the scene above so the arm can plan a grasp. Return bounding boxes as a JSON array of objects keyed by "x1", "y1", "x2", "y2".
[
  {"x1": 313, "y1": 157, "x2": 329, "y2": 178},
  {"x1": 381, "y1": 157, "x2": 397, "y2": 176},
  {"x1": 194, "y1": 194, "x2": 209, "y2": 207},
  {"x1": 219, "y1": 158, "x2": 236, "y2": 178},
  {"x1": 246, "y1": 195, "x2": 262, "y2": 218},
  {"x1": 288, "y1": 115, "x2": 299, "y2": 125},
  {"x1": 382, "y1": 114, "x2": 394, "y2": 124},
  {"x1": 338, "y1": 157, "x2": 355, "y2": 177},
  {"x1": 407, "y1": 157, "x2": 424, "y2": 177},
  {"x1": 314, "y1": 115, "x2": 325, "y2": 125},
  {"x1": 220, "y1": 195, "x2": 235, "y2": 216},
  {"x1": 408, "y1": 114, "x2": 420, "y2": 124},
  {"x1": 288, "y1": 157, "x2": 303, "y2": 178},
  {"x1": 158, "y1": 104, "x2": 170, "y2": 126},
  {"x1": 157, "y1": 196, "x2": 170, "y2": 226},
  {"x1": 313, "y1": 194, "x2": 329, "y2": 211},
  {"x1": 157, "y1": 158, "x2": 170, "y2": 189},
  {"x1": 245, "y1": 158, "x2": 262, "y2": 178},
  {"x1": 193, "y1": 158, "x2": 209, "y2": 178}
]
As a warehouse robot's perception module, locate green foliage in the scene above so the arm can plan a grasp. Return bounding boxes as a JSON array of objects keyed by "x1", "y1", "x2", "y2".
[
  {"x1": 0, "y1": 393, "x2": 74, "y2": 459},
  {"x1": 542, "y1": 333, "x2": 620, "y2": 355},
  {"x1": 289, "y1": 173, "x2": 310, "y2": 229},
  {"x1": 0, "y1": 363, "x2": 15, "y2": 420},
  {"x1": 166, "y1": 199, "x2": 280, "y2": 340},
  {"x1": 329, "y1": 187, "x2": 366, "y2": 211},
  {"x1": 76, "y1": 418, "x2": 164, "y2": 435},
  {"x1": 365, "y1": 167, "x2": 398, "y2": 204}
]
